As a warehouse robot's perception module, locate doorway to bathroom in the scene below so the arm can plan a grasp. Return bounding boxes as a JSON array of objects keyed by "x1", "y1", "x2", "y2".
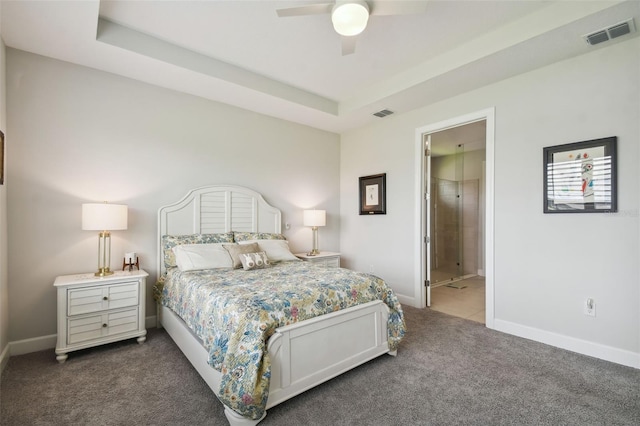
[{"x1": 426, "y1": 120, "x2": 487, "y2": 323}]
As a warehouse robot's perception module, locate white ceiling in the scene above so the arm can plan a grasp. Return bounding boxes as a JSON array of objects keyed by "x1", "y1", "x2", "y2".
[{"x1": 2, "y1": 1, "x2": 639, "y2": 134}]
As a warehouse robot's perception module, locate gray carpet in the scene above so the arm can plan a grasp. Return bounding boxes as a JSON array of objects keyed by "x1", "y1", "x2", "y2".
[{"x1": 1, "y1": 306, "x2": 639, "y2": 425}]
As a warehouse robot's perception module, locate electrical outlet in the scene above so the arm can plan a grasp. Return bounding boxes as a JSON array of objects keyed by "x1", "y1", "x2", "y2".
[
  {"x1": 584, "y1": 298, "x2": 596, "y2": 317},
  {"x1": 369, "y1": 264, "x2": 374, "y2": 273}
]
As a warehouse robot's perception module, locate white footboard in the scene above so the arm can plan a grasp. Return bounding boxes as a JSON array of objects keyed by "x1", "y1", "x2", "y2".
[
  {"x1": 266, "y1": 300, "x2": 390, "y2": 408},
  {"x1": 159, "y1": 300, "x2": 393, "y2": 426}
]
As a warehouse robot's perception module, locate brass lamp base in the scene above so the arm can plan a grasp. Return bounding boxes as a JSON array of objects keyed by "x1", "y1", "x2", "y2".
[
  {"x1": 307, "y1": 226, "x2": 320, "y2": 256},
  {"x1": 95, "y1": 268, "x2": 114, "y2": 277},
  {"x1": 95, "y1": 231, "x2": 113, "y2": 277}
]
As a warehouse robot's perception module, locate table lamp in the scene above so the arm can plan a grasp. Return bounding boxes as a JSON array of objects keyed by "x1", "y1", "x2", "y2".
[
  {"x1": 303, "y1": 209, "x2": 326, "y2": 256},
  {"x1": 82, "y1": 202, "x2": 128, "y2": 276}
]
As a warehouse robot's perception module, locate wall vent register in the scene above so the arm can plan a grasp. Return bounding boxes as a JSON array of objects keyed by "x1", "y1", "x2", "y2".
[
  {"x1": 583, "y1": 18, "x2": 636, "y2": 46},
  {"x1": 373, "y1": 109, "x2": 394, "y2": 118}
]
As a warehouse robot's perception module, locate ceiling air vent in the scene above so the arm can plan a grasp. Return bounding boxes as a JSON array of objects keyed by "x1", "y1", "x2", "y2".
[
  {"x1": 373, "y1": 109, "x2": 394, "y2": 118},
  {"x1": 584, "y1": 18, "x2": 636, "y2": 46}
]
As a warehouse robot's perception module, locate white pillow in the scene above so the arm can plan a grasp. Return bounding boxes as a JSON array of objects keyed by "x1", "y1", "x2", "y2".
[
  {"x1": 238, "y1": 239, "x2": 299, "y2": 262},
  {"x1": 172, "y1": 243, "x2": 233, "y2": 271}
]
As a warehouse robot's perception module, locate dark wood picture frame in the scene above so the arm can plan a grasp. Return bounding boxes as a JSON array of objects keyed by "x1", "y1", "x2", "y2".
[
  {"x1": 0, "y1": 130, "x2": 4, "y2": 185},
  {"x1": 359, "y1": 173, "x2": 386, "y2": 215},
  {"x1": 543, "y1": 136, "x2": 617, "y2": 213}
]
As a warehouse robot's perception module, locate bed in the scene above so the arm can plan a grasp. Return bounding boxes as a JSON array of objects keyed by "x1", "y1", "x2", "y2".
[{"x1": 156, "y1": 185, "x2": 405, "y2": 425}]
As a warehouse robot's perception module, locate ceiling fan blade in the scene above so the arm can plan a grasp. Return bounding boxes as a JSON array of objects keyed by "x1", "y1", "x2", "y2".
[
  {"x1": 341, "y1": 36, "x2": 357, "y2": 55},
  {"x1": 369, "y1": 0, "x2": 427, "y2": 16},
  {"x1": 276, "y1": 3, "x2": 334, "y2": 17}
]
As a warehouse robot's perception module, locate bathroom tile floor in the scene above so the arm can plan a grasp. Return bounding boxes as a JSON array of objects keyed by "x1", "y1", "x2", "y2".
[{"x1": 430, "y1": 276, "x2": 485, "y2": 324}]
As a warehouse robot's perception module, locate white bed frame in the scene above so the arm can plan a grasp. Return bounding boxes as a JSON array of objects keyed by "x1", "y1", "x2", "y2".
[{"x1": 157, "y1": 185, "x2": 395, "y2": 426}]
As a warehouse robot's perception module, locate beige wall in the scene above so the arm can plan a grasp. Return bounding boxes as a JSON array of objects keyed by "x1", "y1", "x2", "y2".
[
  {"x1": 5, "y1": 49, "x2": 340, "y2": 343},
  {"x1": 0, "y1": 3, "x2": 9, "y2": 369},
  {"x1": 340, "y1": 37, "x2": 640, "y2": 365}
]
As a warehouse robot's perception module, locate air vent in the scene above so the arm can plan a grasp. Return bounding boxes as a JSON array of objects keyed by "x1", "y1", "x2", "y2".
[
  {"x1": 608, "y1": 22, "x2": 632, "y2": 38},
  {"x1": 373, "y1": 109, "x2": 394, "y2": 118},
  {"x1": 584, "y1": 18, "x2": 636, "y2": 46},
  {"x1": 586, "y1": 30, "x2": 609, "y2": 45}
]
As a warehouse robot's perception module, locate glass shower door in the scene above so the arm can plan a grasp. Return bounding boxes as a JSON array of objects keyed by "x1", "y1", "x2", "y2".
[{"x1": 430, "y1": 143, "x2": 466, "y2": 287}]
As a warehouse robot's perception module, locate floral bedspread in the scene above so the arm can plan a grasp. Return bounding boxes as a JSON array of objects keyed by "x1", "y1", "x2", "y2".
[{"x1": 161, "y1": 261, "x2": 405, "y2": 420}]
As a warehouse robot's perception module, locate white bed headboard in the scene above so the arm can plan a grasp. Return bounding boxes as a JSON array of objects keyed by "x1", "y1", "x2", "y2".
[{"x1": 157, "y1": 185, "x2": 282, "y2": 277}]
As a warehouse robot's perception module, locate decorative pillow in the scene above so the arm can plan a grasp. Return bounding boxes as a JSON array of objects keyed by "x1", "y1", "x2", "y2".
[
  {"x1": 239, "y1": 252, "x2": 270, "y2": 271},
  {"x1": 238, "y1": 239, "x2": 299, "y2": 262},
  {"x1": 172, "y1": 243, "x2": 233, "y2": 272},
  {"x1": 223, "y1": 243, "x2": 260, "y2": 269},
  {"x1": 162, "y1": 232, "x2": 234, "y2": 269},
  {"x1": 233, "y1": 232, "x2": 286, "y2": 242}
]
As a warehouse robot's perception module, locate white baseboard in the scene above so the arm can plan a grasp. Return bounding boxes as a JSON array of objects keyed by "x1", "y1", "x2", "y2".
[
  {"x1": 494, "y1": 319, "x2": 640, "y2": 369},
  {"x1": 145, "y1": 315, "x2": 157, "y2": 329},
  {"x1": 0, "y1": 343, "x2": 10, "y2": 373},
  {"x1": 10, "y1": 334, "x2": 57, "y2": 356},
  {"x1": 395, "y1": 293, "x2": 417, "y2": 308},
  {"x1": 6, "y1": 315, "x2": 159, "y2": 359}
]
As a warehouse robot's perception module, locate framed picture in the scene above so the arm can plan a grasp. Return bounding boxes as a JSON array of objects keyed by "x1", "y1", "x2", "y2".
[
  {"x1": 0, "y1": 130, "x2": 4, "y2": 185},
  {"x1": 359, "y1": 173, "x2": 386, "y2": 215},
  {"x1": 543, "y1": 136, "x2": 616, "y2": 213}
]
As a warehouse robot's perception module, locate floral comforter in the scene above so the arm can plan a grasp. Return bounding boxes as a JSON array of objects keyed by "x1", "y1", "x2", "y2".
[{"x1": 161, "y1": 261, "x2": 405, "y2": 420}]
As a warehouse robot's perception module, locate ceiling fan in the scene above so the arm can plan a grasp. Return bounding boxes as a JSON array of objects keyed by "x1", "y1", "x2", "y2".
[{"x1": 276, "y1": 1, "x2": 427, "y2": 55}]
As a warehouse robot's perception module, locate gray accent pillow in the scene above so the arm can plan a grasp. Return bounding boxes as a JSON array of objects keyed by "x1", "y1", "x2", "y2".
[{"x1": 223, "y1": 243, "x2": 260, "y2": 269}]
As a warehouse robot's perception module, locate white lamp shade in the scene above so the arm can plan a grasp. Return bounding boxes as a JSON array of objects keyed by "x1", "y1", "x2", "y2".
[
  {"x1": 331, "y1": 2, "x2": 369, "y2": 36},
  {"x1": 82, "y1": 203, "x2": 128, "y2": 231},
  {"x1": 303, "y1": 210, "x2": 326, "y2": 227}
]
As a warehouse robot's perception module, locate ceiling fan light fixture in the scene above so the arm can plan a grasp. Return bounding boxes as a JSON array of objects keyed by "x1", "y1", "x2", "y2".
[{"x1": 332, "y1": 2, "x2": 370, "y2": 36}]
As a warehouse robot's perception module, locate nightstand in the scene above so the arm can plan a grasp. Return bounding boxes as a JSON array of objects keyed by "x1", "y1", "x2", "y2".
[
  {"x1": 295, "y1": 252, "x2": 341, "y2": 268},
  {"x1": 54, "y1": 269, "x2": 148, "y2": 363}
]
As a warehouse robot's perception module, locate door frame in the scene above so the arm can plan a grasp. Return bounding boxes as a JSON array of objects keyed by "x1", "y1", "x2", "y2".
[
  {"x1": 414, "y1": 108, "x2": 495, "y2": 328},
  {"x1": 424, "y1": 134, "x2": 432, "y2": 307}
]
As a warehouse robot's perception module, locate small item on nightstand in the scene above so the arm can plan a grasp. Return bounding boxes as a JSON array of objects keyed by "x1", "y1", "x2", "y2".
[{"x1": 123, "y1": 252, "x2": 140, "y2": 271}]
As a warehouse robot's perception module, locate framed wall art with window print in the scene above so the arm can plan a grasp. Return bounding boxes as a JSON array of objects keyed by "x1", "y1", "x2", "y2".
[
  {"x1": 543, "y1": 136, "x2": 617, "y2": 213},
  {"x1": 359, "y1": 173, "x2": 386, "y2": 215}
]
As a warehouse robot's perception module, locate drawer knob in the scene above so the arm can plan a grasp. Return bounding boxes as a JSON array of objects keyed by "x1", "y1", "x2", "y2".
[
  {"x1": 103, "y1": 296, "x2": 108, "y2": 301},
  {"x1": 102, "y1": 324, "x2": 107, "y2": 328}
]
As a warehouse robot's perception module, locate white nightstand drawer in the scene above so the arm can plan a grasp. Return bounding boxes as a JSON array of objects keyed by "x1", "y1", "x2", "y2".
[
  {"x1": 295, "y1": 252, "x2": 341, "y2": 268},
  {"x1": 68, "y1": 281, "x2": 139, "y2": 316},
  {"x1": 68, "y1": 307, "x2": 139, "y2": 345},
  {"x1": 312, "y1": 257, "x2": 340, "y2": 268}
]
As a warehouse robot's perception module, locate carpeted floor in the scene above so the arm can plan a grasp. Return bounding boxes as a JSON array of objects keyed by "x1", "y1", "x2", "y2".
[{"x1": 1, "y1": 306, "x2": 639, "y2": 425}]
